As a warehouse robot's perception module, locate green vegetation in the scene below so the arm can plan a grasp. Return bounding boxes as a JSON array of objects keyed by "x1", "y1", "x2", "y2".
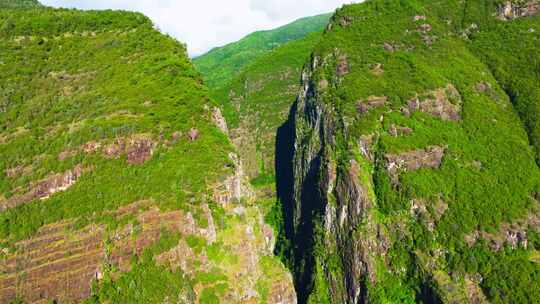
[
  {"x1": 0, "y1": 3, "x2": 294, "y2": 304},
  {"x1": 214, "y1": 33, "x2": 323, "y2": 181},
  {"x1": 194, "y1": 13, "x2": 331, "y2": 90},
  {"x1": 0, "y1": 0, "x2": 40, "y2": 8},
  {"x1": 0, "y1": 6, "x2": 231, "y2": 243},
  {"x1": 283, "y1": 0, "x2": 540, "y2": 303}
]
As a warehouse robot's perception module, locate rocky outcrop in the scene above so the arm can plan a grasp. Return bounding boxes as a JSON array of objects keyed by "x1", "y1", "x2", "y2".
[
  {"x1": 498, "y1": 1, "x2": 540, "y2": 20},
  {"x1": 356, "y1": 96, "x2": 387, "y2": 115},
  {"x1": 0, "y1": 165, "x2": 86, "y2": 212},
  {"x1": 464, "y1": 207, "x2": 540, "y2": 251},
  {"x1": 405, "y1": 85, "x2": 462, "y2": 121},
  {"x1": 212, "y1": 153, "x2": 254, "y2": 205},
  {"x1": 59, "y1": 135, "x2": 156, "y2": 164},
  {"x1": 385, "y1": 146, "x2": 445, "y2": 185},
  {"x1": 211, "y1": 106, "x2": 229, "y2": 135}
]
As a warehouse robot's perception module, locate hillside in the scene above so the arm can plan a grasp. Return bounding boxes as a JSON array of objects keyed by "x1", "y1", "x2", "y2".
[
  {"x1": 276, "y1": 0, "x2": 540, "y2": 303},
  {"x1": 210, "y1": 33, "x2": 323, "y2": 192},
  {"x1": 194, "y1": 13, "x2": 331, "y2": 90},
  {"x1": 0, "y1": 3, "x2": 295, "y2": 304},
  {"x1": 0, "y1": 0, "x2": 40, "y2": 8}
]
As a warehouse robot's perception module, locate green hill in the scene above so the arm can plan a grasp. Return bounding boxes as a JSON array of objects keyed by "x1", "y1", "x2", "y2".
[
  {"x1": 276, "y1": 0, "x2": 540, "y2": 303},
  {"x1": 0, "y1": 3, "x2": 294, "y2": 303},
  {"x1": 194, "y1": 13, "x2": 331, "y2": 90},
  {"x1": 0, "y1": 0, "x2": 40, "y2": 8}
]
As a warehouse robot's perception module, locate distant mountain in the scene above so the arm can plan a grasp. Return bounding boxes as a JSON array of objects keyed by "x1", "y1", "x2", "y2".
[{"x1": 194, "y1": 13, "x2": 331, "y2": 90}]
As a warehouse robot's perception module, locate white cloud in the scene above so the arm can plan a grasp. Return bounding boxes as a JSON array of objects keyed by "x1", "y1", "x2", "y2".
[{"x1": 40, "y1": 0, "x2": 355, "y2": 56}]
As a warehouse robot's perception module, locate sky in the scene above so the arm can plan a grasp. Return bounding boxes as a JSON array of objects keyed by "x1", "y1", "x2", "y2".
[{"x1": 41, "y1": 0, "x2": 355, "y2": 56}]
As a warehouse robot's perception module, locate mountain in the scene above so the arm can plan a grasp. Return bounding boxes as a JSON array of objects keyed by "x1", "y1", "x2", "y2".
[
  {"x1": 194, "y1": 13, "x2": 331, "y2": 90},
  {"x1": 276, "y1": 0, "x2": 540, "y2": 303},
  {"x1": 0, "y1": 2, "x2": 294, "y2": 303}
]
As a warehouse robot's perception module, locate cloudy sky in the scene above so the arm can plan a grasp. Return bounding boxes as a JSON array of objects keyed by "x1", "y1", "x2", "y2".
[{"x1": 41, "y1": 0, "x2": 355, "y2": 56}]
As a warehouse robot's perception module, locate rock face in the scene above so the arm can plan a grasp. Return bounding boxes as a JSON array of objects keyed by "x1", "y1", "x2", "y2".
[
  {"x1": 277, "y1": 1, "x2": 540, "y2": 303},
  {"x1": 498, "y1": 1, "x2": 540, "y2": 20},
  {"x1": 213, "y1": 153, "x2": 254, "y2": 205},
  {"x1": 211, "y1": 106, "x2": 229, "y2": 135},
  {"x1": 385, "y1": 146, "x2": 445, "y2": 185},
  {"x1": 0, "y1": 165, "x2": 86, "y2": 212},
  {"x1": 279, "y1": 54, "x2": 388, "y2": 304},
  {"x1": 405, "y1": 85, "x2": 462, "y2": 121}
]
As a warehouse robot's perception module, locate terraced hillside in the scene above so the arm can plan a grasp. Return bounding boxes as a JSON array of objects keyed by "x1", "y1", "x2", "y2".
[
  {"x1": 0, "y1": 2, "x2": 295, "y2": 303},
  {"x1": 276, "y1": 0, "x2": 540, "y2": 303}
]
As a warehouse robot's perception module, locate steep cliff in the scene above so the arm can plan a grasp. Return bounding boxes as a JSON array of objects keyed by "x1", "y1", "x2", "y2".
[
  {"x1": 195, "y1": 15, "x2": 330, "y2": 188},
  {"x1": 0, "y1": 2, "x2": 295, "y2": 303},
  {"x1": 280, "y1": 0, "x2": 540, "y2": 303}
]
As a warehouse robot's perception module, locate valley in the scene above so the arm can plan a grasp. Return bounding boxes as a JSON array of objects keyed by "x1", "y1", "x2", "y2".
[{"x1": 1, "y1": 0, "x2": 540, "y2": 303}]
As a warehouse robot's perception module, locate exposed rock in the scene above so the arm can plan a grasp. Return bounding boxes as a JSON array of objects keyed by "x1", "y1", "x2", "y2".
[
  {"x1": 172, "y1": 131, "x2": 182, "y2": 141},
  {"x1": 103, "y1": 138, "x2": 126, "y2": 158},
  {"x1": 383, "y1": 42, "x2": 396, "y2": 52},
  {"x1": 336, "y1": 54, "x2": 350, "y2": 77},
  {"x1": 358, "y1": 134, "x2": 375, "y2": 161},
  {"x1": 465, "y1": 274, "x2": 490, "y2": 304},
  {"x1": 418, "y1": 23, "x2": 433, "y2": 32},
  {"x1": 188, "y1": 128, "x2": 199, "y2": 142},
  {"x1": 406, "y1": 84, "x2": 462, "y2": 121},
  {"x1": 389, "y1": 124, "x2": 413, "y2": 137},
  {"x1": 58, "y1": 149, "x2": 78, "y2": 161},
  {"x1": 369, "y1": 63, "x2": 384, "y2": 76},
  {"x1": 287, "y1": 57, "x2": 390, "y2": 303},
  {"x1": 338, "y1": 16, "x2": 354, "y2": 27},
  {"x1": 356, "y1": 96, "x2": 388, "y2": 115},
  {"x1": 410, "y1": 196, "x2": 448, "y2": 231},
  {"x1": 475, "y1": 81, "x2": 501, "y2": 102},
  {"x1": 4, "y1": 165, "x2": 32, "y2": 179},
  {"x1": 413, "y1": 15, "x2": 427, "y2": 21},
  {"x1": 498, "y1": 1, "x2": 540, "y2": 20},
  {"x1": 211, "y1": 107, "x2": 228, "y2": 135},
  {"x1": 464, "y1": 209, "x2": 540, "y2": 250},
  {"x1": 318, "y1": 79, "x2": 329, "y2": 90},
  {"x1": 199, "y1": 204, "x2": 216, "y2": 243},
  {"x1": 1, "y1": 165, "x2": 86, "y2": 212},
  {"x1": 385, "y1": 146, "x2": 445, "y2": 185},
  {"x1": 103, "y1": 136, "x2": 156, "y2": 164},
  {"x1": 126, "y1": 137, "x2": 155, "y2": 165},
  {"x1": 212, "y1": 153, "x2": 254, "y2": 205},
  {"x1": 82, "y1": 141, "x2": 101, "y2": 153},
  {"x1": 475, "y1": 82, "x2": 490, "y2": 93}
]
